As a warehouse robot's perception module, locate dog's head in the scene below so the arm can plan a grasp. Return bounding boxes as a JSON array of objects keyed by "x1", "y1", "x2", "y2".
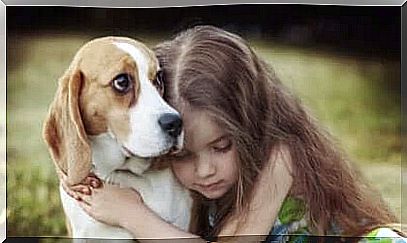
[{"x1": 43, "y1": 36, "x2": 183, "y2": 185}]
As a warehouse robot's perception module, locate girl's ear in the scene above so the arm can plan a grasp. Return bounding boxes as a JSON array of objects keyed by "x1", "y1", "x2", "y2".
[{"x1": 42, "y1": 66, "x2": 92, "y2": 186}]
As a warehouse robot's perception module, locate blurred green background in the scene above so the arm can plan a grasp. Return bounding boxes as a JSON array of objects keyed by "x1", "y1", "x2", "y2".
[{"x1": 6, "y1": 5, "x2": 402, "y2": 237}]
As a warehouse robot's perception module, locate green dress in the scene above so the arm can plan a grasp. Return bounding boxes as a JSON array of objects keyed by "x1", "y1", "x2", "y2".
[{"x1": 263, "y1": 196, "x2": 406, "y2": 243}]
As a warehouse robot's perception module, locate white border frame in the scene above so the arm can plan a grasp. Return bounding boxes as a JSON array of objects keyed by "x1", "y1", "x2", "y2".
[{"x1": 1, "y1": 1, "x2": 405, "y2": 242}]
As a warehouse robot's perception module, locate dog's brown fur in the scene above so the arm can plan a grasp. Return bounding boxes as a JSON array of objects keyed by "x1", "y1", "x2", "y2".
[{"x1": 43, "y1": 37, "x2": 159, "y2": 186}]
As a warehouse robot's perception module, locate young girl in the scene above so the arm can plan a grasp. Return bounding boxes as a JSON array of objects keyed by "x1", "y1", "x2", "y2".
[{"x1": 65, "y1": 25, "x2": 404, "y2": 242}]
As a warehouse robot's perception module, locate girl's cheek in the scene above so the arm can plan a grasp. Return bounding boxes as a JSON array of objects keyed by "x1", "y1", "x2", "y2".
[{"x1": 171, "y1": 163, "x2": 193, "y2": 187}]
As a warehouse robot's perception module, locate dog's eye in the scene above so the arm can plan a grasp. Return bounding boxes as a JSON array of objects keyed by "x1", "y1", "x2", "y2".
[
  {"x1": 112, "y1": 74, "x2": 132, "y2": 94},
  {"x1": 153, "y1": 70, "x2": 164, "y2": 91}
]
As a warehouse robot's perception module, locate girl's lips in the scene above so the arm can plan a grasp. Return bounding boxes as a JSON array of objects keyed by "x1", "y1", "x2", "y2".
[{"x1": 197, "y1": 181, "x2": 223, "y2": 191}]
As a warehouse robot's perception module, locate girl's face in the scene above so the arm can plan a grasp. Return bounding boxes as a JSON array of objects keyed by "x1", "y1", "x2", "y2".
[{"x1": 171, "y1": 107, "x2": 239, "y2": 199}]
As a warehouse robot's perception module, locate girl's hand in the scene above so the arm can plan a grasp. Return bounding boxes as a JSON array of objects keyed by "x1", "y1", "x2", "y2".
[
  {"x1": 77, "y1": 184, "x2": 144, "y2": 227},
  {"x1": 58, "y1": 170, "x2": 102, "y2": 200}
]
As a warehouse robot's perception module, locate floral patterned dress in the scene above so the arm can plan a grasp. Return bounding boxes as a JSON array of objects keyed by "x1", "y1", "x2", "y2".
[{"x1": 263, "y1": 197, "x2": 406, "y2": 243}]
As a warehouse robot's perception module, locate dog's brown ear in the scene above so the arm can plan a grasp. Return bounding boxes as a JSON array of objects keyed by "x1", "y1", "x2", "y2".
[{"x1": 42, "y1": 66, "x2": 91, "y2": 186}]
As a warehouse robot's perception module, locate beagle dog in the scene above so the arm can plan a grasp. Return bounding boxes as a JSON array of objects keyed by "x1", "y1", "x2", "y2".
[{"x1": 42, "y1": 36, "x2": 192, "y2": 240}]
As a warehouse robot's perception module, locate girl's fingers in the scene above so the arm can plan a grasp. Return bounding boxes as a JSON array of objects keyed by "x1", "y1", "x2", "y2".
[
  {"x1": 58, "y1": 171, "x2": 102, "y2": 201},
  {"x1": 83, "y1": 176, "x2": 102, "y2": 188},
  {"x1": 61, "y1": 182, "x2": 82, "y2": 200},
  {"x1": 78, "y1": 191, "x2": 94, "y2": 205},
  {"x1": 78, "y1": 172, "x2": 102, "y2": 188},
  {"x1": 71, "y1": 184, "x2": 92, "y2": 195}
]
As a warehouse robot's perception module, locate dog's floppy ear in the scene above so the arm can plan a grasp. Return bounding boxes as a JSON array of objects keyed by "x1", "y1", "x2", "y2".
[{"x1": 42, "y1": 65, "x2": 91, "y2": 186}]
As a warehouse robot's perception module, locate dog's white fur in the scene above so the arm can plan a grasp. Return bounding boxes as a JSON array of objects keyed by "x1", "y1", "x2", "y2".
[
  {"x1": 61, "y1": 133, "x2": 192, "y2": 240},
  {"x1": 42, "y1": 37, "x2": 192, "y2": 241},
  {"x1": 114, "y1": 42, "x2": 184, "y2": 158}
]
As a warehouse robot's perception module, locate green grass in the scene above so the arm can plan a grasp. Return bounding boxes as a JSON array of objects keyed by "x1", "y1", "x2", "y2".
[
  {"x1": 252, "y1": 40, "x2": 401, "y2": 164},
  {"x1": 6, "y1": 33, "x2": 402, "y2": 236}
]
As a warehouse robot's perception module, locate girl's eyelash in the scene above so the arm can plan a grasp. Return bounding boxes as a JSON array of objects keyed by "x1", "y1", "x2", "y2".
[
  {"x1": 173, "y1": 151, "x2": 193, "y2": 161},
  {"x1": 213, "y1": 141, "x2": 232, "y2": 153}
]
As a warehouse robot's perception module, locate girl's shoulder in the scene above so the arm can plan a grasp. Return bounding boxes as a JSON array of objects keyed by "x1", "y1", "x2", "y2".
[
  {"x1": 265, "y1": 196, "x2": 310, "y2": 242},
  {"x1": 359, "y1": 227, "x2": 407, "y2": 243}
]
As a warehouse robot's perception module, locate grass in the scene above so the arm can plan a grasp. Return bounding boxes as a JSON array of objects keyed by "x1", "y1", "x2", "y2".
[{"x1": 6, "y1": 32, "x2": 402, "y2": 236}]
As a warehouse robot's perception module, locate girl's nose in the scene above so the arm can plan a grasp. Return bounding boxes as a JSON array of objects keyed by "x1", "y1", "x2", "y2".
[{"x1": 196, "y1": 155, "x2": 216, "y2": 179}]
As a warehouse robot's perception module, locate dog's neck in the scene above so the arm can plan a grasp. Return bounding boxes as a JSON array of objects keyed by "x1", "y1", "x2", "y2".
[{"x1": 89, "y1": 133, "x2": 151, "y2": 180}]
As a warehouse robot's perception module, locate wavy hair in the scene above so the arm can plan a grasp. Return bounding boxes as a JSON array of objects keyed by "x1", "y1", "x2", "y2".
[{"x1": 154, "y1": 25, "x2": 398, "y2": 239}]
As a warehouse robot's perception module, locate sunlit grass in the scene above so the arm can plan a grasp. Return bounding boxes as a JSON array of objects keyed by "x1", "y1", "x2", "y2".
[
  {"x1": 252, "y1": 40, "x2": 400, "y2": 164},
  {"x1": 6, "y1": 33, "x2": 402, "y2": 236}
]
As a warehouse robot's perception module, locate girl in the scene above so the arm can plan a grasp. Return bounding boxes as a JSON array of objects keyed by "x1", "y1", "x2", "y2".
[{"x1": 65, "y1": 25, "x2": 404, "y2": 242}]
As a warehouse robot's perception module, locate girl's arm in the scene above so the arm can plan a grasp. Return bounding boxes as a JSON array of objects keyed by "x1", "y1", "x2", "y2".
[
  {"x1": 219, "y1": 145, "x2": 293, "y2": 238},
  {"x1": 78, "y1": 184, "x2": 204, "y2": 241},
  {"x1": 75, "y1": 145, "x2": 292, "y2": 242}
]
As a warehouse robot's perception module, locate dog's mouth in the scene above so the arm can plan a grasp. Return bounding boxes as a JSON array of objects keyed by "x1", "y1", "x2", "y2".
[
  {"x1": 121, "y1": 146, "x2": 138, "y2": 158},
  {"x1": 167, "y1": 145, "x2": 185, "y2": 158},
  {"x1": 121, "y1": 144, "x2": 182, "y2": 159}
]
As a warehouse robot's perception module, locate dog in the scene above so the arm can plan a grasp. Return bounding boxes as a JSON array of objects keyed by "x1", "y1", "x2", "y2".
[{"x1": 42, "y1": 36, "x2": 192, "y2": 240}]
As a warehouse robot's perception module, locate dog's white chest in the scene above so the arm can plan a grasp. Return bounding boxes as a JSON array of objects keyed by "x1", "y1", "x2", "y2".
[
  {"x1": 105, "y1": 168, "x2": 192, "y2": 228},
  {"x1": 60, "y1": 168, "x2": 192, "y2": 240}
]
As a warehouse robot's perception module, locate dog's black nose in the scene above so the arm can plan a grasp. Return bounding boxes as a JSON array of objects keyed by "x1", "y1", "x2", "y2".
[{"x1": 158, "y1": 113, "x2": 183, "y2": 138}]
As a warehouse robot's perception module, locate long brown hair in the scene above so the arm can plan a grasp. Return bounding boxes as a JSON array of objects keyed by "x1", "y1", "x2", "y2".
[{"x1": 154, "y1": 25, "x2": 398, "y2": 238}]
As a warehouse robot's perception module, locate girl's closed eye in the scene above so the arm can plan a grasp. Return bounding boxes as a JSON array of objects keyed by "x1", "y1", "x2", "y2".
[
  {"x1": 173, "y1": 150, "x2": 194, "y2": 162},
  {"x1": 212, "y1": 137, "x2": 233, "y2": 153}
]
